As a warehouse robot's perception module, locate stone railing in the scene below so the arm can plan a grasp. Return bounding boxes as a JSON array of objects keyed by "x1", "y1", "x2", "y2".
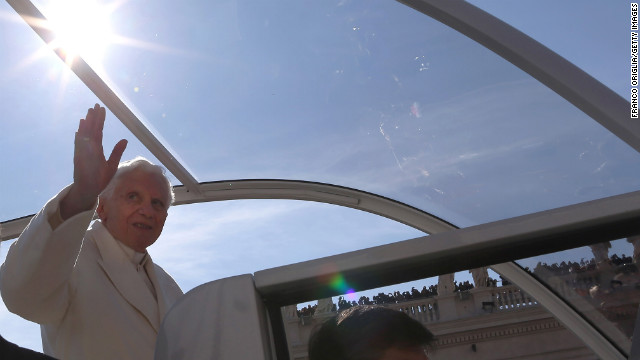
[
  {"x1": 388, "y1": 284, "x2": 539, "y2": 325},
  {"x1": 388, "y1": 297, "x2": 441, "y2": 323},
  {"x1": 287, "y1": 284, "x2": 540, "y2": 328},
  {"x1": 492, "y1": 285, "x2": 538, "y2": 311}
]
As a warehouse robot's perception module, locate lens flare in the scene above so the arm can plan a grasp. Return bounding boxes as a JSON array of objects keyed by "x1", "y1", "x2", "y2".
[{"x1": 327, "y1": 273, "x2": 356, "y2": 300}]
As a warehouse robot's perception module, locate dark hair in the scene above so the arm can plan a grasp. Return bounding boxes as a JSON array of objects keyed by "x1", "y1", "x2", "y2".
[{"x1": 308, "y1": 305, "x2": 435, "y2": 360}]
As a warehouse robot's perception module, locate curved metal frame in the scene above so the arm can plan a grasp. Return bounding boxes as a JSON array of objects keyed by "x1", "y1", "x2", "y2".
[
  {"x1": 2, "y1": 0, "x2": 635, "y2": 358},
  {"x1": 397, "y1": 0, "x2": 640, "y2": 153},
  {"x1": 0, "y1": 179, "x2": 455, "y2": 241},
  {"x1": 173, "y1": 180, "x2": 455, "y2": 233}
]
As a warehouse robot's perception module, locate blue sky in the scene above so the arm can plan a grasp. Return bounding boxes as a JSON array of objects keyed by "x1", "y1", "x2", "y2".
[{"x1": 1, "y1": 0, "x2": 638, "y2": 353}]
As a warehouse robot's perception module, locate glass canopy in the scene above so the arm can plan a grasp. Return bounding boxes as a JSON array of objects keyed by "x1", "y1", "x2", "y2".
[
  {"x1": 0, "y1": 0, "x2": 637, "y2": 358},
  {"x1": 517, "y1": 237, "x2": 639, "y2": 355},
  {"x1": 2, "y1": 0, "x2": 636, "y2": 225}
]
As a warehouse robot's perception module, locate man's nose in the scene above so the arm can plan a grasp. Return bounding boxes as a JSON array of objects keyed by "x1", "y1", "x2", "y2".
[{"x1": 138, "y1": 202, "x2": 155, "y2": 218}]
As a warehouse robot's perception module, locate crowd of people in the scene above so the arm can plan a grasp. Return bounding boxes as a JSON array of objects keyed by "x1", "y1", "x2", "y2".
[
  {"x1": 531, "y1": 254, "x2": 635, "y2": 278},
  {"x1": 296, "y1": 278, "x2": 503, "y2": 318},
  {"x1": 297, "y1": 253, "x2": 640, "y2": 319},
  {"x1": 531, "y1": 253, "x2": 634, "y2": 276}
]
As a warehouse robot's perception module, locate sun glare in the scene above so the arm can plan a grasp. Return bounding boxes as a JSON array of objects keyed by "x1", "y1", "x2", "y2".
[{"x1": 44, "y1": 0, "x2": 115, "y2": 64}]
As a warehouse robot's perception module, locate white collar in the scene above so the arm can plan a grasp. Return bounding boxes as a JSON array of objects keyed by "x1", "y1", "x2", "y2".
[{"x1": 93, "y1": 221, "x2": 148, "y2": 267}]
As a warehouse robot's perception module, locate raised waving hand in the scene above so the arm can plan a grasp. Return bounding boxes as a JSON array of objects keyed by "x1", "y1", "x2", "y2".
[{"x1": 60, "y1": 104, "x2": 128, "y2": 219}]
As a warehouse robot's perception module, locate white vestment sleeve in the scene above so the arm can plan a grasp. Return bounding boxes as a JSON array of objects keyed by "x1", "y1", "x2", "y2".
[{"x1": 0, "y1": 185, "x2": 97, "y2": 324}]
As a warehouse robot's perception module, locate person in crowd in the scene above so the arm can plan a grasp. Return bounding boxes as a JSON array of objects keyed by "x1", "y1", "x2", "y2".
[
  {"x1": 308, "y1": 305, "x2": 436, "y2": 360},
  {"x1": 0, "y1": 104, "x2": 183, "y2": 360}
]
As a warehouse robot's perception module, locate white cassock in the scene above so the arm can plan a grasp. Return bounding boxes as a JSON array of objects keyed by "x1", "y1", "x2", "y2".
[{"x1": 0, "y1": 186, "x2": 183, "y2": 360}]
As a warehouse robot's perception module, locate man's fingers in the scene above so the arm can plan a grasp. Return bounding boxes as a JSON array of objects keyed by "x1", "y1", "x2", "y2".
[
  {"x1": 77, "y1": 118, "x2": 85, "y2": 136},
  {"x1": 107, "y1": 139, "x2": 128, "y2": 168},
  {"x1": 95, "y1": 106, "x2": 106, "y2": 140},
  {"x1": 85, "y1": 107, "x2": 95, "y2": 135},
  {"x1": 77, "y1": 104, "x2": 106, "y2": 140},
  {"x1": 84, "y1": 104, "x2": 101, "y2": 138}
]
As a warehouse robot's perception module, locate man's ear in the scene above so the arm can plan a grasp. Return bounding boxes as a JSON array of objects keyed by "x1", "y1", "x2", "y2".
[{"x1": 96, "y1": 197, "x2": 106, "y2": 222}]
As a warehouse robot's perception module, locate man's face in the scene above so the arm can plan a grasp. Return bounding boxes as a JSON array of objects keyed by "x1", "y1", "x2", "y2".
[{"x1": 97, "y1": 169, "x2": 169, "y2": 252}]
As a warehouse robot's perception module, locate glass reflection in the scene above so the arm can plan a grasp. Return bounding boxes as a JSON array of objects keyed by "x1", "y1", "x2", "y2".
[
  {"x1": 283, "y1": 270, "x2": 595, "y2": 359},
  {"x1": 518, "y1": 237, "x2": 639, "y2": 353}
]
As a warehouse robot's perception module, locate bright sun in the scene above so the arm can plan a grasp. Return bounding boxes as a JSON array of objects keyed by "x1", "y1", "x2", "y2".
[{"x1": 44, "y1": 0, "x2": 115, "y2": 64}]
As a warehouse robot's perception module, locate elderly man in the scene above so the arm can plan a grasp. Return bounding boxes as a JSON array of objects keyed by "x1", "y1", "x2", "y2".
[{"x1": 0, "y1": 104, "x2": 183, "y2": 360}]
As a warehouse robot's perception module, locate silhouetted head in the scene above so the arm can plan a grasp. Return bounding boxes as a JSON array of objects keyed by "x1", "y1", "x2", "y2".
[{"x1": 308, "y1": 305, "x2": 436, "y2": 360}]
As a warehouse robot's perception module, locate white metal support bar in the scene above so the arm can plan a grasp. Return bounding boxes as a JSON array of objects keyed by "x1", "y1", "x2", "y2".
[
  {"x1": 254, "y1": 189, "x2": 640, "y2": 301},
  {"x1": 0, "y1": 216, "x2": 32, "y2": 242},
  {"x1": 492, "y1": 262, "x2": 626, "y2": 360},
  {"x1": 5, "y1": 0, "x2": 202, "y2": 194},
  {"x1": 397, "y1": 0, "x2": 640, "y2": 153}
]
